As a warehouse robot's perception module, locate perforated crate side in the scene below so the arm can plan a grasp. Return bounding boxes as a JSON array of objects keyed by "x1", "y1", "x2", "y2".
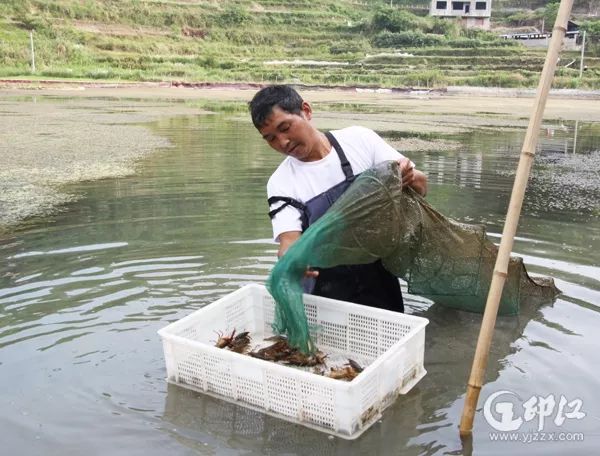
[
  {"x1": 355, "y1": 367, "x2": 382, "y2": 430},
  {"x1": 264, "y1": 370, "x2": 301, "y2": 418},
  {"x1": 172, "y1": 344, "x2": 208, "y2": 390},
  {"x1": 380, "y1": 318, "x2": 414, "y2": 354},
  {"x1": 309, "y1": 295, "x2": 350, "y2": 353},
  {"x1": 348, "y1": 312, "x2": 381, "y2": 359},
  {"x1": 223, "y1": 293, "x2": 255, "y2": 333},
  {"x1": 317, "y1": 318, "x2": 348, "y2": 352},
  {"x1": 260, "y1": 289, "x2": 320, "y2": 338},
  {"x1": 398, "y1": 328, "x2": 426, "y2": 394},
  {"x1": 204, "y1": 350, "x2": 235, "y2": 397},
  {"x1": 232, "y1": 364, "x2": 266, "y2": 409},
  {"x1": 298, "y1": 379, "x2": 337, "y2": 431},
  {"x1": 261, "y1": 292, "x2": 276, "y2": 336},
  {"x1": 225, "y1": 352, "x2": 364, "y2": 437}
]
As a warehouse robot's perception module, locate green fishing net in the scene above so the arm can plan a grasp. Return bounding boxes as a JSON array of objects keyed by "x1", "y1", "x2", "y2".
[{"x1": 266, "y1": 161, "x2": 559, "y2": 353}]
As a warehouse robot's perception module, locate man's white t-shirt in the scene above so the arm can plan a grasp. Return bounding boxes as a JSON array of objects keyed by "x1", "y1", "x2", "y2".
[{"x1": 267, "y1": 126, "x2": 412, "y2": 241}]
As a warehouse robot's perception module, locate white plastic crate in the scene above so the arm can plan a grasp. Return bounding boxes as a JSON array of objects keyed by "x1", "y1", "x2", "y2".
[{"x1": 158, "y1": 283, "x2": 428, "y2": 439}]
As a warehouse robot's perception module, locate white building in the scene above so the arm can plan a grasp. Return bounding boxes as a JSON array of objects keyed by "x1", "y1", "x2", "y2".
[{"x1": 429, "y1": 0, "x2": 492, "y2": 30}]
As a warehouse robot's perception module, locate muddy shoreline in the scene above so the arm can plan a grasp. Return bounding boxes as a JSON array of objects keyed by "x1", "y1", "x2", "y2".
[
  {"x1": 1, "y1": 84, "x2": 599, "y2": 233},
  {"x1": 0, "y1": 96, "x2": 200, "y2": 233},
  {"x1": 2, "y1": 79, "x2": 600, "y2": 100}
]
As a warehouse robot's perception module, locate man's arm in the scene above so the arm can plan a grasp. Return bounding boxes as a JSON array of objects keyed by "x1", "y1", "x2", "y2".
[
  {"x1": 398, "y1": 158, "x2": 428, "y2": 197},
  {"x1": 360, "y1": 127, "x2": 427, "y2": 196},
  {"x1": 277, "y1": 231, "x2": 301, "y2": 258},
  {"x1": 277, "y1": 231, "x2": 319, "y2": 278}
]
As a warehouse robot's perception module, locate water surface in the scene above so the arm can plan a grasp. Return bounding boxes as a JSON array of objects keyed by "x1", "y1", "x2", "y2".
[{"x1": 1, "y1": 99, "x2": 599, "y2": 455}]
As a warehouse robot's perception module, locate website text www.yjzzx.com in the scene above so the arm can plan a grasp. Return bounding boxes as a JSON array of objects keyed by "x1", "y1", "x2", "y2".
[{"x1": 489, "y1": 431, "x2": 585, "y2": 444}]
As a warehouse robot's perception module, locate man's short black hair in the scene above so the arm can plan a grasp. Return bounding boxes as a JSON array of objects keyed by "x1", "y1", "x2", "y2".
[{"x1": 249, "y1": 85, "x2": 304, "y2": 129}]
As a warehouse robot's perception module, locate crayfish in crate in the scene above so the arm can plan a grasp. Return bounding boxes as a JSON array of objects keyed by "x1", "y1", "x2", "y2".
[
  {"x1": 213, "y1": 330, "x2": 363, "y2": 381},
  {"x1": 213, "y1": 329, "x2": 252, "y2": 354},
  {"x1": 248, "y1": 335, "x2": 327, "y2": 367}
]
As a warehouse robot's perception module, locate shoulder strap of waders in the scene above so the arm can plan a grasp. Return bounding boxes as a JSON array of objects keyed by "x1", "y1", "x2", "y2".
[{"x1": 325, "y1": 131, "x2": 354, "y2": 180}]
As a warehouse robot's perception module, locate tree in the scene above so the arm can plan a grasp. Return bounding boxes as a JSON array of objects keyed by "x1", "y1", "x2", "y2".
[{"x1": 543, "y1": 1, "x2": 560, "y2": 28}]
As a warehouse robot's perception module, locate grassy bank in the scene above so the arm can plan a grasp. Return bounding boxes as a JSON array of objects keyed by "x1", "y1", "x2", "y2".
[{"x1": 0, "y1": 0, "x2": 598, "y2": 89}]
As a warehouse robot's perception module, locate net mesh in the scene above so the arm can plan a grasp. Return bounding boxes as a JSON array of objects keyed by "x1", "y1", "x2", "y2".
[{"x1": 266, "y1": 160, "x2": 559, "y2": 353}]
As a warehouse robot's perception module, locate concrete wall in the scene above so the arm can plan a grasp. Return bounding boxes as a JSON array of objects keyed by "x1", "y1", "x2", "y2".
[{"x1": 511, "y1": 36, "x2": 580, "y2": 50}]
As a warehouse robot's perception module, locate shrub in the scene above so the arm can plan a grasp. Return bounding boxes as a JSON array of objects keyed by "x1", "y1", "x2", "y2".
[
  {"x1": 218, "y1": 60, "x2": 236, "y2": 70},
  {"x1": 463, "y1": 72, "x2": 528, "y2": 88},
  {"x1": 329, "y1": 41, "x2": 366, "y2": 55},
  {"x1": 40, "y1": 68, "x2": 76, "y2": 78},
  {"x1": 0, "y1": 65, "x2": 30, "y2": 77},
  {"x1": 14, "y1": 14, "x2": 49, "y2": 31},
  {"x1": 400, "y1": 69, "x2": 446, "y2": 87},
  {"x1": 198, "y1": 54, "x2": 217, "y2": 68},
  {"x1": 0, "y1": 28, "x2": 30, "y2": 65},
  {"x1": 554, "y1": 76, "x2": 581, "y2": 89},
  {"x1": 505, "y1": 10, "x2": 539, "y2": 27},
  {"x1": 373, "y1": 31, "x2": 445, "y2": 48},
  {"x1": 370, "y1": 7, "x2": 425, "y2": 33},
  {"x1": 428, "y1": 18, "x2": 460, "y2": 37},
  {"x1": 544, "y1": 1, "x2": 560, "y2": 28},
  {"x1": 217, "y1": 6, "x2": 250, "y2": 26},
  {"x1": 86, "y1": 68, "x2": 116, "y2": 79},
  {"x1": 440, "y1": 37, "x2": 518, "y2": 48},
  {"x1": 580, "y1": 20, "x2": 600, "y2": 57}
]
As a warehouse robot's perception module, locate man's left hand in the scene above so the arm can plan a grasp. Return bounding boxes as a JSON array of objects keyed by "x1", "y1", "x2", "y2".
[
  {"x1": 398, "y1": 157, "x2": 415, "y2": 188},
  {"x1": 397, "y1": 157, "x2": 428, "y2": 197}
]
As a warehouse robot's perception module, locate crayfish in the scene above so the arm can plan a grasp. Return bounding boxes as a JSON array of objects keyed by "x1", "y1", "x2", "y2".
[
  {"x1": 326, "y1": 359, "x2": 363, "y2": 381},
  {"x1": 214, "y1": 329, "x2": 252, "y2": 354}
]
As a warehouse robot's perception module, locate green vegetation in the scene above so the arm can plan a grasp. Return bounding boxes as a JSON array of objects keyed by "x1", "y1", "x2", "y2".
[{"x1": 0, "y1": 0, "x2": 598, "y2": 89}]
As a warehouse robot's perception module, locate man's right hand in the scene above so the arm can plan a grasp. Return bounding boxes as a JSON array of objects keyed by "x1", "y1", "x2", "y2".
[
  {"x1": 277, "y1": 231, "x2": 319, "y2": 279},
  {"x1": 304, "y1": 268, "x2": 319, "y2": 279}
]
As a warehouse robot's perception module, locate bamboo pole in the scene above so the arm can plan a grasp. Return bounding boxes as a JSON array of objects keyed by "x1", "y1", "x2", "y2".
[{"x1": 458, "y1": 0, "x2": 574, "y2": 438}]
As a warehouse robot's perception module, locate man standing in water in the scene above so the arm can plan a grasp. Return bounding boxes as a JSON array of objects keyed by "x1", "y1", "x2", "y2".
[{"x1": 249, "y1": 85, "x2": 427, "y2": 312}]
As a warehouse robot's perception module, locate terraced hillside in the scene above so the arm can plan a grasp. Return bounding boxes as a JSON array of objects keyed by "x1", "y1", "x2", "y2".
[{"x1": 0, "y1": 0, "x2": 598, "y2": 88}]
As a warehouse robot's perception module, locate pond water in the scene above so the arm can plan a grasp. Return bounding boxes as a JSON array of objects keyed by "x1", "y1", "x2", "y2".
[{"x1": 1, "y1": 99, "x2": 599, "y2": 455}]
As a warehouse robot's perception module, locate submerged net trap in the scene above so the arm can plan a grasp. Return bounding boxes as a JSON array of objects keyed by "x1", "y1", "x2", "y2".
[{"x1": 266, "y1": 161, "x2": 559, "y2": 353}]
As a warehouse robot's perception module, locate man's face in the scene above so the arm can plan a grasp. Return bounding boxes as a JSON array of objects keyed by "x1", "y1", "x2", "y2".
[{"x1": 258, "y1": 103, "x2": 320, "y2": 162}]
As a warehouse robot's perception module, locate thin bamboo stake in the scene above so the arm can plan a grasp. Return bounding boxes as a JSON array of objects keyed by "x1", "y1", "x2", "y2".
[
  {"x1": 579, "y1": 30, "x2": 586, "y2": 78},
  {"x1": 30, "y1": 30, "x2": 35, "y2": 74},
  {"x1": 459, "y1": 0, "x2": 574, "y2": 438}
]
